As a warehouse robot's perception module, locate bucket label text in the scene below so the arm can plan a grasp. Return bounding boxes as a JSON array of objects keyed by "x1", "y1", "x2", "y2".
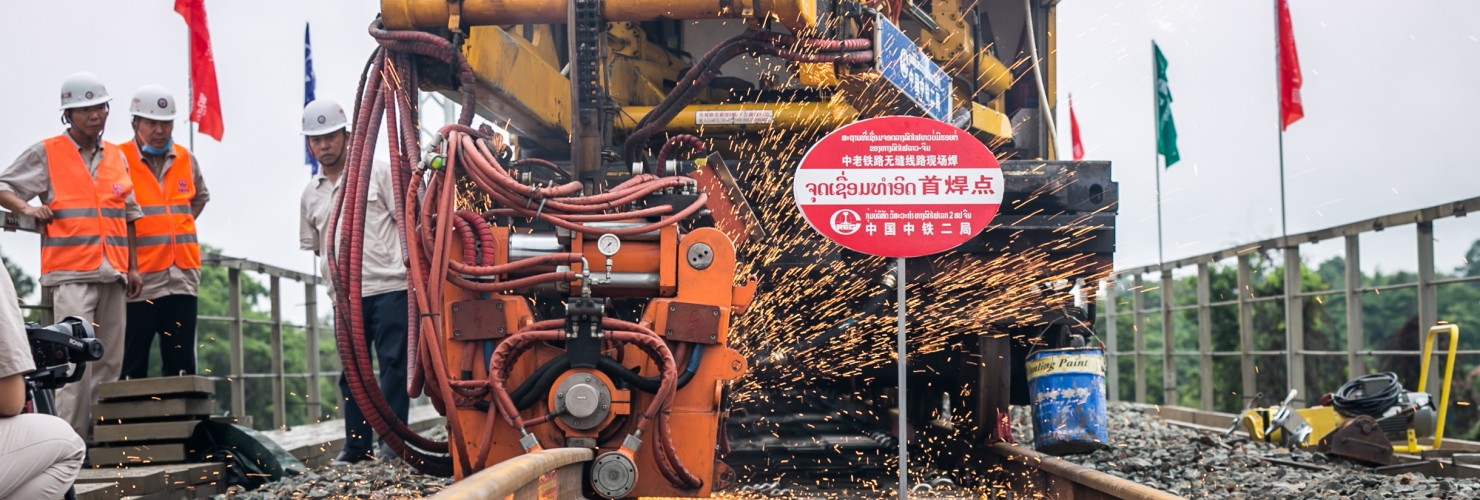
[{"x1": 1026, "y1": 354, "x2": 1106, "y2": 379}]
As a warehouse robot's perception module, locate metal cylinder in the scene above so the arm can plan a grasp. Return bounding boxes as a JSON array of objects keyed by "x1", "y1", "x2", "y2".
[
  {"x1": 535, "y1": 266, "x2": 660, "y2": 296},
  {"x1": 382, "y1": 0, "x2": 818, "y2": 31},
  {"x1": 509, "y1": 233, "x2": 564, "y2": 264},
  {"x1": 590, "y1": 451, "x2": 638, "y2": 499},
  {"x1": 615, "y1": 103, "x2": 859, "y2": 133}
]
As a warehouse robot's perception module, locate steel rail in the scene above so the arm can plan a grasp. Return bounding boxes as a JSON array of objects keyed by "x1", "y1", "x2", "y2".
[
  {"x1": 988, "y1": 443, "x2": 1187, "y2": 499},
  {"x1": 429, "y1": 448, "x2": 593, "y2": 499}
]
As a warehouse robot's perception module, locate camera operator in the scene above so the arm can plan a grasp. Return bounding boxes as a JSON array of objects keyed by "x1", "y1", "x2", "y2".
[{"x1": 0, "y1": 261, "x2": 85, "y2": 498}]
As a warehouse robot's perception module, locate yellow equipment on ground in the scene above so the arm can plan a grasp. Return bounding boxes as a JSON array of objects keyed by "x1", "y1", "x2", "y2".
[{"x1": 1238, "y1": 324, "x2": 1458, "y2": 455}]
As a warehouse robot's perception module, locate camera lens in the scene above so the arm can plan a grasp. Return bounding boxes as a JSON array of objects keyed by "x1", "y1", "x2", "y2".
[{"x1": 82, "y1": 338, "x2": 104, "y2": 362}]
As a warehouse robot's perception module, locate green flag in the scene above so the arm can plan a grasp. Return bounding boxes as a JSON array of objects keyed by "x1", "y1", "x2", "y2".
[{"x1": 1153, "y1": 41, "x2": 1180, "y2": 167}]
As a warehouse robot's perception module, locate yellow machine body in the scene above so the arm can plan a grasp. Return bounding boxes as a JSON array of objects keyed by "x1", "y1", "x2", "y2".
[{"x1": 1241, "y1": 405, "x2": 1344, "y2": 448}]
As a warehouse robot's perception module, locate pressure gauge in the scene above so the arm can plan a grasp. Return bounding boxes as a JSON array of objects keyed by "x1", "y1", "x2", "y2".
[{"x1": 596, "y1": 233, "x2": 621, "y2": 257}]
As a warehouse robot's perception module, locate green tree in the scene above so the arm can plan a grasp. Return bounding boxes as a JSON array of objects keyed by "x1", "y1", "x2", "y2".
[
  {"x1": 2, "y1": 248, "x2": 37, "y2": 322},
  {"x1": 3, "y1": 251, "x2": 34, "y2": 299}
]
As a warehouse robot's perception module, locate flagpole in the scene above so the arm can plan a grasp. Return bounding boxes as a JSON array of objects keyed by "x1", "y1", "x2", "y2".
[
  {"x1": 1275, "y1": 0, "x2": 1289, "y2": 242},
  {"x1": 188, "y1": 25, "x2": 196, "y2": 152},
  {"x1": 1152, "y1": 41, "x2": 1165, "y2": 266}
]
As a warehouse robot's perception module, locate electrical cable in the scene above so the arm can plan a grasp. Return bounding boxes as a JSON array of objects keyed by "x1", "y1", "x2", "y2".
[{"x1": 1331, "y1": 372, "x2": 1404, "y2": 418}]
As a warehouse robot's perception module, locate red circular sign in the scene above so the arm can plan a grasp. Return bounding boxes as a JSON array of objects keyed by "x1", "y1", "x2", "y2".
[{"x1": 792, "y1": 116, "x2": 1002, "y2": 258}]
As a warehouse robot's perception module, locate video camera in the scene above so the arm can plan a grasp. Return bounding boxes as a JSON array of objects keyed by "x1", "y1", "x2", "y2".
[{"x1": 25, "y1": 316, "x2": 102, "y2": 393}]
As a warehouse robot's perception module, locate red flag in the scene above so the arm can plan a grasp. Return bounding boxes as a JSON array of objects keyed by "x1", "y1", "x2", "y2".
[
  {"x1": 1277, "y1": 0, "x2": 1304, "y2": 130},
  {"x1": 175, "y1": 0, "x2": 224, "y2": 140},
  {"x1": 1069, "y1": 94, "x2": 1085, "y2": 160}
]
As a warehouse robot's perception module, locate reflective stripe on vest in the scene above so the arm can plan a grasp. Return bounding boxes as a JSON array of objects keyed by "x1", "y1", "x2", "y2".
[
  {"x1": 40, "y1": 135, "x2": 131, "y2": 274},
  {"x1": 120, "y1": 142, "x2": 200, "y2": 273}
]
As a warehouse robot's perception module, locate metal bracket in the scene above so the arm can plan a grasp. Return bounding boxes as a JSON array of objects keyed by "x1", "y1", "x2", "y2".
[
  {"x1": 445, "y1": 0, "x2": 463, "y2": 33},
  {"x1": 566, "y1": 296, "x2": 605, "y2": 368}
]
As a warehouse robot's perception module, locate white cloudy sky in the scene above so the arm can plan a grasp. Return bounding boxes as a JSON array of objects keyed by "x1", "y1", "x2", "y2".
[
  {"x1": 0, "y1": 1, "x2": 1477, "y2": 318},
  {"x1": 1058, "y1": 1, "x2": 1480, "y2": 274}
]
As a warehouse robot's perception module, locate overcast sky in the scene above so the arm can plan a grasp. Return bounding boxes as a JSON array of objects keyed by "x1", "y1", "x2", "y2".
[
  {"x1": 1058, "y1": 0, "x2": 1480, "y2": 275},
  {"x1": 0, "y1": 1, "x2": 1477, "y2": 316}
]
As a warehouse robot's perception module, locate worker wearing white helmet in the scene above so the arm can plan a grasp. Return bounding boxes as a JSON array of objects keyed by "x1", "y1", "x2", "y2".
[
  {"x1": 118, "y1": 85, "x2": 211, "y2": 381},
  {"x1": 297, "y1": 98, "x2": 409, "y2": 465},
  {"x1": 0, "y1": 72, "x2": 144, "y2": 441}
]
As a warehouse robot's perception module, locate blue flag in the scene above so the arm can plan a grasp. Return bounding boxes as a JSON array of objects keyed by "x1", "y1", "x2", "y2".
[{"x1": 304, "y1": 23, "x2": 318, "y2": 174}]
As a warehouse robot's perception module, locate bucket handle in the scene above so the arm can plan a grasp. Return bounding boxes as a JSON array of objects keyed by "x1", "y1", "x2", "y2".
[{"x1": 1026, "y1": 305, "x2": 1104, "y2": 357}]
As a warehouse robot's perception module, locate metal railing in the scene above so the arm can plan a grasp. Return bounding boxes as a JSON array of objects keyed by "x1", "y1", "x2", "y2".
[
  {"x1": 201, "y1": 254, "x2": 333, "y2": 429},
  {"x1": 25, "y1": 251, "x2": 334, "y2": 431},
  {"x1": 1097, "y1": 195, "x2": 1480, "y2": 411}
]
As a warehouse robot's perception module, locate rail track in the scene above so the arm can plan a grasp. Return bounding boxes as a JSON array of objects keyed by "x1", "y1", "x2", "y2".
[{"x1": 426, "y1": 443, "x2": 1183, "y2": 499}]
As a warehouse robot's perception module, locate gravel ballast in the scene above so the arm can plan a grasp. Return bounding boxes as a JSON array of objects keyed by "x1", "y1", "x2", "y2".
[
  {"x1": 217, "y1": 460, "x2": 451, "y2": 499},
  {"x1": 1016, "y1": 402, "x2": 1480, "y2": 499},
  {"x1": 221, "y1": 402, "x2": 1480, "y2": 498}
]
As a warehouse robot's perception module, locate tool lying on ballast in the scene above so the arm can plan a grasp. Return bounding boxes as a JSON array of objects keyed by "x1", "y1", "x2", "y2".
[{"x1": 1235, "y1": 324, "x2": 1458, "y2": 455}]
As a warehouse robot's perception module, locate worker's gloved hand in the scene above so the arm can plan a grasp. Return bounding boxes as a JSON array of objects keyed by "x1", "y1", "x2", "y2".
[
  {"x1": 21, "y1": 205, "x2": 52, "y2": 222},
  {"x1": 126, "y1": 270, "x2": 142, "y2": 299}
]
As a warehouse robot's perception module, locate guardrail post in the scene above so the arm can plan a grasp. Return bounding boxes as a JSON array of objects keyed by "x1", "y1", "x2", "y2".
[
  {"x1": 1284, "y1": 245, "x2": 1306, "y2": 407},
  {"x1": 1197, "y1": 262, "x2": 1213, "y2": 411},
  {"x1": 1133, "y1": 274, "x2": 1146, "y2": 403},
  {"x1": 228, "y1": 268, "x2": 246, "y2": 421},
  {"x1": 1103, "y1": 279, "x2": 1120, "y2": 400},
  {"x1": 1161, "y1": 269, "x2": 1175, "y2": 406},
  {"x1": 1345, "y1": 235, "x2": 1365, "y2": 377},
  {"x1": 1237, "y1": 255, "x2": 1256, "y2": 403},
  {"x1": 270, "y1": 277, "x2": 285, "y2": 430},
  {"x1": 1417, "y1": 221, "x2": 1439, "y2": 394},
  {"x1": 39, "y1": 286, "x2": 54, "y2": 325},
  {"x1": 305, "y1": 281, "x2": 322, "y2": 422}
]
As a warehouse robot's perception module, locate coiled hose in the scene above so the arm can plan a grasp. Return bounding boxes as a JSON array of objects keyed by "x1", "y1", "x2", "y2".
[{"x1": 1332, "y1": 372, "x2": 1404, "y2": 418}]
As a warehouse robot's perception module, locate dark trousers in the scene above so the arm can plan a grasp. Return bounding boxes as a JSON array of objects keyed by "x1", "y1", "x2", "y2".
[
  {"x1": 339, "y1": 290, "x2": 410, "y2": 459},
  {"x1": 121, "y1": 294, "x2": 198, "y2": 379}
]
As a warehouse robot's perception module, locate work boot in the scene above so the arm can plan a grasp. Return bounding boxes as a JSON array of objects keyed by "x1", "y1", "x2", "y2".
[{"x1": 329, "y1": 450, "x2": 374, "y2": 466}]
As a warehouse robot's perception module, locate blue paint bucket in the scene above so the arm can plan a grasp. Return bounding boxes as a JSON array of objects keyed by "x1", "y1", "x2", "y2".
[{"x1": 1026, "y1": 346, "x2": 1109, "y2": 455}]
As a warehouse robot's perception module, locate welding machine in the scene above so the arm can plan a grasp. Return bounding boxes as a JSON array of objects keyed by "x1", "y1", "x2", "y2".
[{"x1": 1237, "y1": 324, "x2": 1457, "y2": 454}]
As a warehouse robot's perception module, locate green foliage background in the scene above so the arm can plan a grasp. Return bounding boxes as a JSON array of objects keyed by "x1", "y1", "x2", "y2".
[{"x1": 1097, "y1": 240, "x2": 1480, "y2": 440}]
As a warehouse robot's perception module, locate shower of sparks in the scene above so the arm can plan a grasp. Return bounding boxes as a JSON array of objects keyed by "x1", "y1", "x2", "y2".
[{"x1": 432, "y1": 13, "x2": 1114, "y2": 495}]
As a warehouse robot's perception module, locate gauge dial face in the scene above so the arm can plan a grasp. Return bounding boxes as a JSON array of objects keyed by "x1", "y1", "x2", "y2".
[{"x1": 597, "y1": 233, "x2": 621, "y2": 256}]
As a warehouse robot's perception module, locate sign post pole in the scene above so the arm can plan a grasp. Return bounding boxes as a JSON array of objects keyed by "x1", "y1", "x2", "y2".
[
  {"x1": 791, "y1": 115, "x2": 1002, "y2": 499},
  {"x1": 896, "y1": 256, "x2": 909, "y2": 498}
]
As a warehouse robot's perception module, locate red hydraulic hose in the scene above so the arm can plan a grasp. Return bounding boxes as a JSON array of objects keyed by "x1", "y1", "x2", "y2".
[
  {"x1": 343, "y1": 64, "x2": 447, "y2": 456},
  {"x1": 336, "y1": 47, "x2": 454, "y2": 475},
  {"x1": 656, "y1": 134, "x2": 706, "y2": 164},
  {"x1": 448, "y1": 252, "x2": 583, "y2": 278},
  {"x1": 426, "y1": 139, "x2": 476, "y2": 473},
  {"x1": 482, "y1": 205, "x2": 674, "y2": 222},
  {"x1": 456, "y1": 210, "x2": 497, "y2": 265}
]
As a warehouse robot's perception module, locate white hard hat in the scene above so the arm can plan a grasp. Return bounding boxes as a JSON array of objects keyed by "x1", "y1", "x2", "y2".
[
  {"x1": 302, "y1": 99, "x2": 349, "y2": 136},
  {"x1": 129, "y1": 85, "x2": 178, "y2": 121},
  {"x1": 60, "y1": 72, "x2": 112, "y2": 110}
]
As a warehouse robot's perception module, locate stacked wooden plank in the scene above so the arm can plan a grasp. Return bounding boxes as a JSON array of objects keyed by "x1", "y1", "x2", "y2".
[
  {"x1": 75, "y1": 463, "x2": 225, "y2": 499},
  {"x1": 88, "y1": 376, "x2": 215, "y2": 467}
]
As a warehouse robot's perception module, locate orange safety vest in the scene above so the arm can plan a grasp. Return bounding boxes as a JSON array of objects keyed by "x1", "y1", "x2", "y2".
[
  {"x1": 41, "y1": 135, "x2": 132, "y2": 274},
  {"x1": 119, "y1": 141, "x2": 200, "y2": 273}
]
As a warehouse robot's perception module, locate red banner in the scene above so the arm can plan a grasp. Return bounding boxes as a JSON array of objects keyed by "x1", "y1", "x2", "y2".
[
  {"x1": 1278, "y1": 0, "x2": 1304, "y2": 130},
  {"x1": 176, "y1": 0, "x2": 224, "y2": 140}
]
